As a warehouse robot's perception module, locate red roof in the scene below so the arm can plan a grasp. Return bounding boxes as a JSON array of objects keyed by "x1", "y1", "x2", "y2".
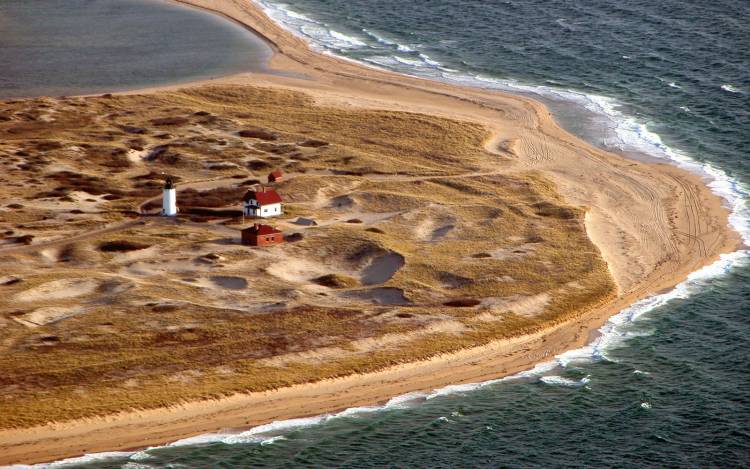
[
  {"x1": 243, "y1": 187, "x2": 282, "y2": 205},
  {"x1": 242, "y1": 224, "x2": 281, "y2": 236},
  {"x1": 269, "y1": 170, "x2": 283, "y2": 178}
]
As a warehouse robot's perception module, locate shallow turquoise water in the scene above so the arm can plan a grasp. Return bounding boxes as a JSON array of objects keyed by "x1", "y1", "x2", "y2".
[
  {"x1": 0, "y1": 0, "x2": 272, "y2": 98},
  {"x1": 11, "y1": 0, "x2": 750, "y2": 467}
]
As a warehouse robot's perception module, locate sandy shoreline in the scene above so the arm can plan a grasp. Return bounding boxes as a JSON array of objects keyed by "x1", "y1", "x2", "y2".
[{"x1": 0, "y1": 0, "x2": 742, "y2": 465}]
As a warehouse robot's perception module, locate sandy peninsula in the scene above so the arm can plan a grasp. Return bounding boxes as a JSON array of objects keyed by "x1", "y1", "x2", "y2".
[{"x1": 0, "y1": 0, "x2": 741, "y2": 465}]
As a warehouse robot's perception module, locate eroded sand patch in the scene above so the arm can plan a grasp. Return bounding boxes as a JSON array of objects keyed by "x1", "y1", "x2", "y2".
[
  {"x1": 266, "y1": 257, "x2": 330, "y2": 283},
  {"x1": 489, "y1": 243, "x2": 537, "y2": 260},
  {"x1": 361, "y1": 252, "x2": 405, "y2": 285},
  {"x1": 480, "y1": 293, "x2": 551, "y2": 317},
  {"x1": 14, "y1": 306, "x2": 86, "y2": 327},
  {"x1": 14, "y1": 278, "x2": 99, "y2": 302},
  {"x1": 405, "y1": 207, "x2": 455, "y2": 242}
]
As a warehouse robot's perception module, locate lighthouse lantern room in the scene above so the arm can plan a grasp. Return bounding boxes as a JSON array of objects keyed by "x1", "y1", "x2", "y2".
[{"x1": 161, "y1": 177, "x2": 178, "y2": 216}]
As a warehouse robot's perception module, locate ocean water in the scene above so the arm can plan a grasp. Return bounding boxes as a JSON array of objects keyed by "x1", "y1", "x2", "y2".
[
  {"x1": 0, "y1": 0, "x2": 272, "y2": 98},
  {"x1": 10, "y1": 0, "x2": 750, "y2": 467}
]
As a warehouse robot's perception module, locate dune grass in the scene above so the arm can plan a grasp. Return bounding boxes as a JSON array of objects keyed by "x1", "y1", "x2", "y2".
[{"x1": 0, "y1": 85, "x2": 615, "y2": 429}]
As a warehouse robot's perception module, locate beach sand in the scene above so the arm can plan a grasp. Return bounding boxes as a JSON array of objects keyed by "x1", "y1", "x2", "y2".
[{"x1": 0, "y1": 0, "x2": 741, "y2": 464}]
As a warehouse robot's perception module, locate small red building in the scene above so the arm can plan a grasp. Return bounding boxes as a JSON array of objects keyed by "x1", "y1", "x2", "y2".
[
  {"x1": 268, "y1": 170, "x2": 284, "y2": 183},
  {"x1": 241, "y1": 224, "x2": 283, "y2": 247}
]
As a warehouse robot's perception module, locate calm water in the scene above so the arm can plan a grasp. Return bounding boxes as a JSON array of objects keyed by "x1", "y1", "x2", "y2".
[
  {"x1": 0, "y1": 0, "x2": 272, "y2": 98},
  {"x1": 14, "y1": 0, "x2": 750, "y2": 467}
]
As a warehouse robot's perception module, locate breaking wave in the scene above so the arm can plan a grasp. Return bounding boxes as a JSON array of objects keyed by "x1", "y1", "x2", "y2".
[
  {"x1": 720, "y1": 84, "x2": 741, "y2": 93},
  {"x1": 540, "y1": 375, "x2": 591, "y2": 387},
  {"x1": 255, "y1": 0, "x2": 412, "y2": 53},
  {"x1": 2, "y1": 453, "x2": 135, "y2": 469}
]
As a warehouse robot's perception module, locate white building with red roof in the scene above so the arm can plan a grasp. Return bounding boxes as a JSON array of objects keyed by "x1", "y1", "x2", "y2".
[{"x1": 243, "y1": 186, "x2": 283, "y2": 218}]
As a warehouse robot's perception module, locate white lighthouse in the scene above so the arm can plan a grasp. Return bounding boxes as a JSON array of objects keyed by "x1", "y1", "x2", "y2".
[{"x1": 161, "y1": 177, "x2": 178, "y2": 216}]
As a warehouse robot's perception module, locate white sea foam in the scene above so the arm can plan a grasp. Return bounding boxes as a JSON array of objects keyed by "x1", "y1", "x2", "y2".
[
  {"x1": 539, "y1": 375, "x2": 590, "y2": 387},
  {"x1": 418, "y1": 53, "x2": 441, "y2": 67},
  {"x1": 283, "y1": 9, "x2": 311, "y2": 21},
  {"x1": 553, "y1": 250, "x2": 749, "y2": 369},
  {"x1": 128, "y1": 451, "x2": 155, "y2": 461},
  {"x1": 362, "y1": 28, "x2": 415, "y2": 52},
  {"x1": 253, "y1": 0, "x2": 453, "y2": 77},
  {"x1": 329, "y1": 29, "x2": 367, "y2": 47},
  {"x1": 335, "y1": 405, "x2": 382, "y2": 417},
  {"x1": 721, "y1": 84, "x2": 741, "y2": 93},
  {"x1": 393, "y1": 56, "x2": 427, "y2": 67},
  {"x1": 224, "y1": 415, "x2": 329, "y2": 444},
  {"x1": 260, "y1": 435, "x2": 287, "y2": 446},
  {"x1": 426, "y1": 360, "x2": 559, "y2": 399},
  {"x1": 136, "y1": 395, "x2": 423, "y2": 456},
  {"x1": 168, "y1": 432, "x2": 228, "y2": 447},
  {"x1": 121, "y1": 463, "x2": 154, "y2": 469},
  {"x1": 426, "y1": 381, "x2": 490, "y2": 399},
  {"x1": 3, "y1": 452, "x2": 136, "y2": 469},
  {"x1": 384, "y1": 391, "x2": 428, "y2": 408},
  {"x1": 361, "y1": 55, "x2": 399, "y2": 68},
  {"x1": 255, "y1": 0, "x2": 367, "y2": 50}
]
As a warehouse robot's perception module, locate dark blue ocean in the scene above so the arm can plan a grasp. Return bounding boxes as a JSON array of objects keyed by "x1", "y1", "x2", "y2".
[{"x1": 13, "y1": 0, "x2": 750, "y2": 467}]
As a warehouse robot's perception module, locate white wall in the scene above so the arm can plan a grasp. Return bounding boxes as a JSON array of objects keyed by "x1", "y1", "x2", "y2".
[
  {"x1": 162, "y1": 188, "x2": 177, "y2": 216},
  {"x1": 244, "y1": 202, "x2": 282, "y2": 218}
]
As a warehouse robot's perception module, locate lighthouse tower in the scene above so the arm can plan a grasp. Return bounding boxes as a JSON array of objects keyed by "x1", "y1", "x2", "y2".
[{"x1": 161, "y1": 177, "x2": 178, "y2": 216}]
